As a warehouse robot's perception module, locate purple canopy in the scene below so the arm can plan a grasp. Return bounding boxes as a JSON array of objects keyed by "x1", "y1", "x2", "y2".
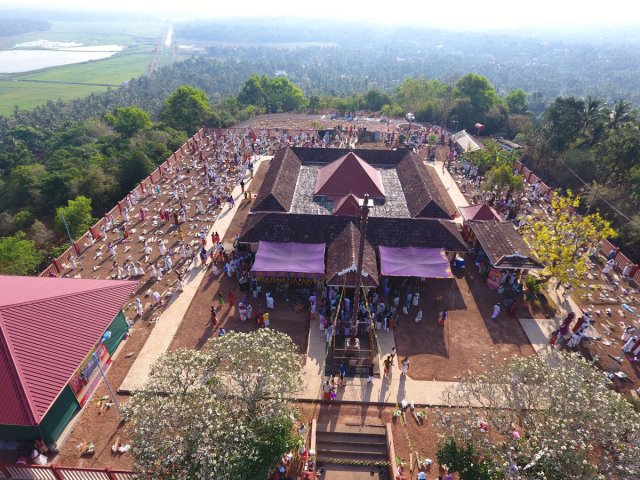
[
  {"x1": 251, "y1": 241, "x2": 326, "y2": 279},
  {"x1": 379, "y1": 246, "x2": 452, "y2": 278}
]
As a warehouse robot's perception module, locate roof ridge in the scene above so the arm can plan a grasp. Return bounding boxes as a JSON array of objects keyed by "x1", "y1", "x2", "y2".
[
  {"x1": 0, "y1": 313, "x2": 37, "y2": 424},
  {"x1": 0, "y1": 280, "x2": 137, "y2": 311}
]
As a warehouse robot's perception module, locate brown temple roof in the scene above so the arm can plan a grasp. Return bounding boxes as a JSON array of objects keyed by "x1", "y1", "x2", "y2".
[
  {"x1": 240, "y1": 213, "x2": 467, "y2": 252},
  {"x1": 290, "y1": 147, "x2": 408, "y2": 166},
  {"x1": 251, "y1": 148, "x2": 301, "y2": 212},
  {"x1": 468, "y1": 220, "x2": 544, "y2": 270},
  {"x1": 459, "y1": 203, "x2": 501, "y2": 222},
  {"x1": 396, "y1": 153, "x2": 455, "y2": 219},
  {"x1": 315, "y1": 151, "x2": 385, "y2": 200},
  {"x1": 326, "y1": 222, "x2": 378, "y2": 287}
]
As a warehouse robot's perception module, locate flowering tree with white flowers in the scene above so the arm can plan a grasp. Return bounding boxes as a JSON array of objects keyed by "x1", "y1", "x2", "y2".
[
  {"x1": 127, "y1": 329, "x2": 304, "y2": 480},
  {"x1": 436, "y1": 351, "x2": 640, "y2": 480}
]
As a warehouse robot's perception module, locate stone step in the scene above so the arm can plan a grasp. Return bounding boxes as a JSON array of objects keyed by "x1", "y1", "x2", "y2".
[
  {"x1": 317, "y1": 449, "x2": 389, "y2": 462},
  {"x1": 316, "y1": 423, "x2": 387, "y2": 436},
  {"x1": 316, "y1": 433, "x2": 387, "y2": 447}
]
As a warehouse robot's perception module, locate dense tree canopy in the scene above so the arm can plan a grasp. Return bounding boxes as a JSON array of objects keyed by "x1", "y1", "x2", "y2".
[
  {"x1": 0, "y1": 232, "x2": 42, "y2": 275},
  {"x1": 128, "y1": 329, "x2": 304, "y2": 480},
  {"x1": 161, "y1": 86, "x2": 210, "y2": 135},
  {"x1": 105, "y1": 106, "x2": 152, "y2": 137},
  {"x1": 238, "y1": 75, "x2": 305, "y2": 113},
  {"x1": 55, "y1": 196, "x2": 95, "y2": 240}
]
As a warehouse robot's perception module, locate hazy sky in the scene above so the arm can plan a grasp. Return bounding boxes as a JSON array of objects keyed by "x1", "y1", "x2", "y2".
[{"x1": 5, "y1": 0, "x2": 640, "y2": 29}]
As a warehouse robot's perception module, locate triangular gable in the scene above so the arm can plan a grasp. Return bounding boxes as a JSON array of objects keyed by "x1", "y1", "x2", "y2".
[
  {"x1": 252, "y1": 192, "x2": 287, "y2": 212},
  {"x1": 417, "y1": 200, "x2": 451, "y2": 220},
  {"x1": 333, "y1": 194, "x2": 361, "y2": 216},
  {"x1": 315, "y1": 152, "x2": 385, "y2": 200}
]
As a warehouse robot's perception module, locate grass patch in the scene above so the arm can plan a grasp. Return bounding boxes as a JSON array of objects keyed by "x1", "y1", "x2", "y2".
[
  {"x1": 0, "y1": 80, "x2": 108, "y2": 114},
  {"x1": 17, "y1": 52, "x2": 154, "y2": 84}
]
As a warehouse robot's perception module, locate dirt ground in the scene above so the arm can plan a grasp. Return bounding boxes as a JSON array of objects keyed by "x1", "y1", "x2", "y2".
[{"x1": 391, "y1": 258, "x2": 537, "y2": 382}]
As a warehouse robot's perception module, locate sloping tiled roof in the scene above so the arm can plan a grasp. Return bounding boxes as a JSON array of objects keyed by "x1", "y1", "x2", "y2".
[
  {"x1": 468, "y1": 220, "x2": 544, "y2": 270},
  {"x1": 252, "y1": 147, "x2": 301, "y2": 212},
  {"x1": 459, "y1": 203, "x2": 501, "y2": 222},
  {"x1": 290, "y1": 147, "x2": 408, "y2": 166},
  {"x1": 397, "y1": 153, "x2": 455, "y2": 219},
  {"x1": 326, "y1": 222, "x2": 378, "y2": 287},
  {"x1": 240, "y1": 213, "x2": 467, "y2": 252},
  {"x1": 0, "y1": 276, "x2": 136, "y2": 426},
  {"x1": 315, "y1": 152, "x2": 385, "y2": 200}
]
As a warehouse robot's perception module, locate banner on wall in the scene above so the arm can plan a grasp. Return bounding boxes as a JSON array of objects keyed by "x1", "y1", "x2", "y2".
[{"x1": 68, "y1": 341, "x2": 112, "y2": 407}]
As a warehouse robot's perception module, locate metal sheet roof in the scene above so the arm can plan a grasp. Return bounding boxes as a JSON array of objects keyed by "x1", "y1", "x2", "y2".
[{"x1": 0, "y1": 276, "x2": 136, "y2": 426}]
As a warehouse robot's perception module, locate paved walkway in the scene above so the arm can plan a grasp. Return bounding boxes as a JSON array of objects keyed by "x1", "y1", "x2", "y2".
[
  {"x1": 300, "y1": 321, "x2": 458, "y2": 406},
  {"x1": 430, "y1": 160, "x2": 469, "y2": 224},
  {"x1": 119, "y1": 156, "x2": 271, "y2": 393}
]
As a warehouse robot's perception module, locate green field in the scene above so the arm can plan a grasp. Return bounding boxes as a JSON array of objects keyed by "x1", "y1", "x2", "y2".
[
  {"x1": 0, "y1": 80, "x2": 108, "y2": 113},
  {"x1": 0, "y1": 20, "x2": 168, "y2": 115}
]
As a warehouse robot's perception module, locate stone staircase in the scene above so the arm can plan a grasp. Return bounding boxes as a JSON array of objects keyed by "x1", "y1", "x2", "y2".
[{"x1": 315, "y1": 424, "x2": 389, "y2": 480}]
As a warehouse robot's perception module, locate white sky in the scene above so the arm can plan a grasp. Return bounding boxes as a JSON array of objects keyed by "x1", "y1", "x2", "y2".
[{"x1": 4, "y1": 0, "x2": 640, "y2": 30}]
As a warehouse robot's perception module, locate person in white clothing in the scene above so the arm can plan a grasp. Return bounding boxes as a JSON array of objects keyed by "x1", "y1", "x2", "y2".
[{"x1": 491, "y1": 303, "x2": 501, "y2": 320}]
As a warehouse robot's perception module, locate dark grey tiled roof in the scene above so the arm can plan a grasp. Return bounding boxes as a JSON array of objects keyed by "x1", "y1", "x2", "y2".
[
  {"x1": 251, "y1": 148, "x2": 301, "y2": 212},
  {"x1": 468, "y1": 220, "x2": 544, "y2": 270}
]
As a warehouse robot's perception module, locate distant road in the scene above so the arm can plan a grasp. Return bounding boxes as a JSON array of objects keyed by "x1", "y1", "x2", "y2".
[{"x1": 15, "y1": 78, "x2": 120, "y2": 87}]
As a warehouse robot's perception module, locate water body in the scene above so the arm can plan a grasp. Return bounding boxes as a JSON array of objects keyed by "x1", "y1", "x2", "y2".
[{"x1": 0, "y1": 43, "x2": 124, "y2": 74}]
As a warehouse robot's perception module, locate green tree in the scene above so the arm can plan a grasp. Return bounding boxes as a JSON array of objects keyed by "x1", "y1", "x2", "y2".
[
  {"x1": 55, "y1": 196, "x2": 95, "y2": 239},
  {"x1": 505, "y1": 89, "x2": 528, "y2": 114},
  {"x1": 105, "y1": 106, "x2": 152, "y2": 137},
  {"x1": 543, "y1": 96, "x2": 585, "y2": 153},
  {"x1": 483, "y1": 164, "x2": 524, "y2": 200},
  {"x1": 161, "y1": 85, "x2": 210, "y2": 135},
  {"x1": 237, "y1": 74, "x2": 265, "y2": 108},
  {"x1": 0, "y1": 232, "x2": 42, "y2": 275},
  {"x1": 308, "y1": 95, "x2": 321, "y2": 113},
  {"x1": 455, "y1": 73, "x2": 498, "y2": 122},
  {"x1": 128, "y1": 329, "x2": 304, "y2": 480},
  {"x1": 119, "y1": 150, "x2": 155, "y2": 194},
  {"x1": 363, "y1": 90, "x2": 392, "y2": 111},
  {"x1": 436, "y1": 439, "x2": 496, "y2": 480},
  {"x1": 262, "y1": 76, "x2": 305, "y2": 113}
]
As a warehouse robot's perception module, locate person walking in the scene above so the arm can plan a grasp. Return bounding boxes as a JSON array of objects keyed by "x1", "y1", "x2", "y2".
[
  {"x1": 491, "y1": 303, "x2": 501, "y2": 320},
  {"x1": 240, "y1": 179, "x2": 245, "y2": 193},
  {"x1": 227, "y1": 291, "x2": 235, "y2": 308},
  {"x1": 339, "y1": 362, "x2": 346, "y2": 387},
  {"x1": 439, "y1": 308, "x2": 447, "y2": 327},
  {"x1": 210, "y1": 306, "x2": 218, "y2": 329},
  {"x1": 383, "y1": 355, "x2": 393, "y2": 377},
  {"x1": 400, "y1": 357, "x2": 410, "y2": 375},
  {"x1": 367, "y1": 363, "x2": 374, "y2": 384},
  {"x1": 217, "y1": 292, "x2": 225, "y2": 308}
]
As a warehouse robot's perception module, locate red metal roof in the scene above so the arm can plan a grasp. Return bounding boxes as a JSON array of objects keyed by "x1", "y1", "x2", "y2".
[
  {"x1": 315, "y1": 151, "x2": 385, "y2": 200},
  {"x1": 0, "y1": 276, "x2": 137, "y2": 426}
]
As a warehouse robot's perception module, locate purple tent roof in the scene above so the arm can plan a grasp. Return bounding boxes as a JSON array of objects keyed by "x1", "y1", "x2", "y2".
[
  {"x1": 379, "y1": 246, "x2": 452, "y2": 278},
  {"x1": 251, "y1": 241, "x2": 326, "y2": 278}
]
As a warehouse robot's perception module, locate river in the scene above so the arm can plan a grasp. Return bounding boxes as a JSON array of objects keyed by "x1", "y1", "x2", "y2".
[{"x1": 0, "y1": 43, "x2": 124, "y2": 74}]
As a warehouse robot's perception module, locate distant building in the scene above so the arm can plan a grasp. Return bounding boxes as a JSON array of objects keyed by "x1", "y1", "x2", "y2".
[{"x1": 451, "y1": 130, "x2": 484, "y2": 153}]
